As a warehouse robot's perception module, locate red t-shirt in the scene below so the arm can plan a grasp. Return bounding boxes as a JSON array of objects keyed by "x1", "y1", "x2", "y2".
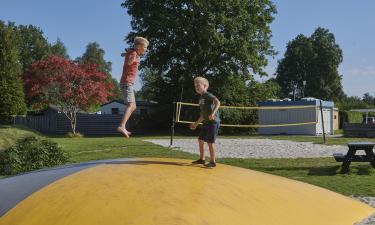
[{"x1": 120, "y1": 49, "x2": 140, "y2": 84}]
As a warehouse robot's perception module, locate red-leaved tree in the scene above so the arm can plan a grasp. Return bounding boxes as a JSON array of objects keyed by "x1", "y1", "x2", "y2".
[{"x1": 24, "y1": 56, "x2": 112, "y2": 134}]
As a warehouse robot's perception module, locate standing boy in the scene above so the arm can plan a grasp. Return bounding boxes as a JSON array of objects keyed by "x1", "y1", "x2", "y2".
[{"x1": 190, "y1": 77, "x2": 220, "y2": 168}]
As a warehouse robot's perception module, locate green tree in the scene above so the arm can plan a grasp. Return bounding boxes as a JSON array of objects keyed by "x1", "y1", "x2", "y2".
[
  {"x1": 76, "y1": 42, "x2": 122, "y2": 102},
  {"x1": 212, "y1": 76, "x2": 281, "y2": 134},
  {"x1": 12, "y1": 24, "x2": 51, "y2": 108},
  {"x1": 275, "y1": 35, "x2": 313, "y2": 98},
  {"x1": 336, "y1": 95, "x2": 369, "y2": 111},
  {"x1": 76, "y1": 42, "x2": 112, "y2": 73},
  {"x1": 309, "y1": 28, "x2": 344, "y2": 100},
  {"x1": 0, "y1": 21, "x2": 26, "y2": 123},
  {"x1": 276, "y1": 27, "x2": 344, "y2": 101},
  {"x1": 250, "y1": 78, "x2": 282, "y2": 101},
  {"x1": 49, "y1": 38, "x2": 69, "y2": 58},
  {"x1": 122, "y1": 0, "x2": 277, "y2": 105},
  {"x1": 10, "y1": 24, "x2": 51, "y2": 72},
  {"x1": 362, "y1": 92, "x2": 375, "y2": 106}
]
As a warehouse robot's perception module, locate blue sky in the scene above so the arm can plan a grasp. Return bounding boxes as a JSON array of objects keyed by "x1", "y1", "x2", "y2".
[{"x1": 1, "y1": 0, "x2": 374, "y2": 97}]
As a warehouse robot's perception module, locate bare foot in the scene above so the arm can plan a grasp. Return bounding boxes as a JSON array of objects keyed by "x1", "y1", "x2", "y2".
[{"x1": 117, "y1": 127, "x2": 129, "y2": 138}]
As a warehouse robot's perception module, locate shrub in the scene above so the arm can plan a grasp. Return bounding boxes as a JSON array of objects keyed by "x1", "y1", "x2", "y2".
[
  {"x1": 0, "y1": 136, "x2": 69, "y2": 175},
  {"x1": 340, "y1": 110, "x2": 363, "y2": 123}
]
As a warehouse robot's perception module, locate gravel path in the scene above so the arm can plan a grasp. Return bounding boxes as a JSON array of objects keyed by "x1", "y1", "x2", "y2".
[
  {"x1": 145, "y1": 138, "x2": 375, "y2": 224},
  {"x1": 145, "y1": 138, "x2": 349, "y2": 158}
]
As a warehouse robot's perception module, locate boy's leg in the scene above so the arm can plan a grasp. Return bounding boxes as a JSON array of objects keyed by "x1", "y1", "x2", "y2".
[
  {"x1": 118, "y1": 83, "x2": 136, "y2": 138},
  {"x1": 192, "y1": 139, "x2": 206, "y2": 164},
  {"x1": 207, "y1": 143, "x2": 216, "y2": 163},
  {"x1": 192, "y1": 126, "x2": 206, "y2": 164},
  {"x1": 118, "y1": 102, "x2": 136, "y2": 135},
  {"x1": 205, "y1": 123, "x2": 219, "y2": 167},
  {"x1": 198, "y1": 139, "x2": 205, "y2": 160}
]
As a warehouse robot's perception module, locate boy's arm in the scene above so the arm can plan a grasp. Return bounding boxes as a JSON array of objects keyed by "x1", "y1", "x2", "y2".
[
  {"x1": 195, "y1": 116, "x2": 204, "y2": 124},
  {"x1": 209, "y1": 98, "x2": 220, "y2": 120},
  {"x1": 212, "y1": 98, "x2": 220, "y2": 116},
  {"x1": 127, "y1": 51, "x2": 137, "y2": 65},
  {"x1": 190, "y1": 116, "x2": 204, "y2": 130}
]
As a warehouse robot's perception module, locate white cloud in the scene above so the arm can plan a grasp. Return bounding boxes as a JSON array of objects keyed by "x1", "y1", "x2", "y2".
[{"x1": 346, "y1": 66, "x2": 375, "y2": 77}]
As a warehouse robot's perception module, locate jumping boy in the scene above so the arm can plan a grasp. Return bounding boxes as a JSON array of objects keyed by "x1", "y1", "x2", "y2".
[
  {"x1": 117, "y1": 37, "x2": 149, "y2": 138},
  {"x1": 189, "y1": 77, "x2": 220, "y2": 168}
]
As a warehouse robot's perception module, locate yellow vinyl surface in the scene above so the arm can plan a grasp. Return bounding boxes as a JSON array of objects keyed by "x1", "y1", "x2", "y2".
[{"x1": 1, "y1": 158, "x2": 373, "y2": 225}]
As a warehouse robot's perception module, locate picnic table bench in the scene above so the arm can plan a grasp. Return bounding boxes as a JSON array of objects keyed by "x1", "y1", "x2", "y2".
[{"x1": 333, "y1": 142, "x2": 375, "y2": 172}]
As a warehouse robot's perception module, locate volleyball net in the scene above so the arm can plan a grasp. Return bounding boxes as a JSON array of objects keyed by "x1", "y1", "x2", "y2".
[{"x1": 174, "y1": 101, "x2": 319, "y2": 128}]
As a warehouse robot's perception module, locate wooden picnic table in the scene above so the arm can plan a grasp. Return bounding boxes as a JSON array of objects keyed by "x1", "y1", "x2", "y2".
[{"x1": 333, "y1": 142, "x2": 375, "y2": 172}]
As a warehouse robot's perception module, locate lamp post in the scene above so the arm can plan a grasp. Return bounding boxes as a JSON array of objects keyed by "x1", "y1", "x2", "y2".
[{"x1": 302, "y1": 80, "x2": 306, "y2": 98}]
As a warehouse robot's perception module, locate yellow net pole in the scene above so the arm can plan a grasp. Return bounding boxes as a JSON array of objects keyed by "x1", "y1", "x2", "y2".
[
  {"x1": 175, "y1": 102, "x2": 180, "y2": 122},
  {"x1": 177, "y1": 102, "x2": 182, "y2": 123}
]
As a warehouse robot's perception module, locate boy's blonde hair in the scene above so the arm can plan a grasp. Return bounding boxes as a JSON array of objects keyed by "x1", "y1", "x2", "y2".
[
  {"x1": 194, "y1": 76, "x2": 209, "y2": 88},
  {"x1": 134, "y1": 36, "x2": 149, "y2": 47}
]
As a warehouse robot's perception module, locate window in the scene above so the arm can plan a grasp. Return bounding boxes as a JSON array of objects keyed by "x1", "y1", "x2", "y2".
[{"x1": 112, "y1": 108, "x2": 119, "y2": 114}]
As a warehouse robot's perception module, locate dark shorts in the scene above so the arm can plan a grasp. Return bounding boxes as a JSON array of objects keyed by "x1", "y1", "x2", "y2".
[{"x1": 198, "y1": 123, "x2": 220, "y2": 143}]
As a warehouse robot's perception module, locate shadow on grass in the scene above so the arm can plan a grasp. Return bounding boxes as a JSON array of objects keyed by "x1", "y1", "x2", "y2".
[
  {"x1": 309, "y1": 165, "x2": 374, "y2": 176},
  {"x1": 255, "y1": 166, "x2": 340, "y2": 176},
  {"x1": 243, "y1": 165, "x2": 374, "y2": 176},
  {"x1": 308, "y1": 165, "x2": 342, "y2": 176}
]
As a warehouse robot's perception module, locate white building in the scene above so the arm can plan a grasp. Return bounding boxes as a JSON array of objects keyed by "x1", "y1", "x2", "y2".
[
  {"x1": 258, "y1": 98, "x2": 334, "y2": 135},
  {"x1": 99, "y1": 100, "x2": 157, "y2": 116}
]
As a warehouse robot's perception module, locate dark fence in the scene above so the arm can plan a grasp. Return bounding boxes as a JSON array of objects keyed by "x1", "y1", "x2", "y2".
[
  {"x1": 14, "y1": 113, "x2": 152, "y2": 135},
  {"x1": 343, "y1": 123, "x2": 375, "y2": 138}
]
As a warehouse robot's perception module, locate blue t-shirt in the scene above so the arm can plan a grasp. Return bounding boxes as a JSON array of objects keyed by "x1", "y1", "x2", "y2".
[{"x1": 199, "y1": 92, "x2": 220, "y2": 125}]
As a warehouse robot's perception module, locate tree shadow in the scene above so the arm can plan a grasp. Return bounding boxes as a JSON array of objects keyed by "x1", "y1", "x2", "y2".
[
  {"x1": 252, "y1": 164, "x2": 373, "y2": 176},
  {"x1": 308, "y1": 165, "x2": 373, "y2": 176},
  {"x1": 308, "y1": 165, "x2": 342, "y2": 176}
]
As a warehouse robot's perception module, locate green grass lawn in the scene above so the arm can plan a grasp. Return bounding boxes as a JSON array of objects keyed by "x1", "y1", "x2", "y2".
[
  {"x1": 1, "y1": 125, "x2": 374, "y2": 197},
  {"x1": 334, "y1": 129, "x2": 343, "y2": 135},
  {"x1": 220, "y1": 158, "x2": 375, "y2": 197},
  {"x1": 0, "y1": 125, "x2": 40, "y2": 150},
  {"x1": 51, "y1": 136, "x2": 197, "y2": 162}
]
